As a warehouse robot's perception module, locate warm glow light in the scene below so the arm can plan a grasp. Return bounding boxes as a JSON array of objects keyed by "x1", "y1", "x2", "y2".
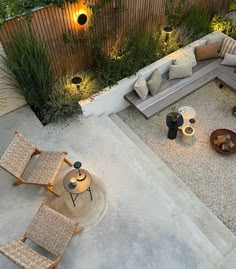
[
  {"x1": 73, "y1": 9, "x2": 88, "y2": 27},
  {"x1": 67, "y1": 2, "x2": 91, "y2": 31}
]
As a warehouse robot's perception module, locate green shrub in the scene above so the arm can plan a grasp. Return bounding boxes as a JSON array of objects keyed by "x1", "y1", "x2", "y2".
[
  {"x1": 158, "y1": 25, "x2": 192, "y2": 58},
  {"x1": 94, "y1": 30, "x2": 160, "y2": 87},
  {"x1": 182, "y1": 4, "x2": 211, "y2": 36},
  {"x1": 0, "y1": 26, "x2": 81, "y2": 124},
  {"x1": 165, "y1": 0, "x2": 187, "y2": 27},
  {"x1": 63, "y1": 71, "x2": 106, "y2": 100},
  {"x1": 40, "y1": 83, "x2": 82, "y2": 125},
  {"x1": 0, "y1": 26, "x2": 54, "y2": 107},
  {"x1": 230, "y1": 1, "x2": 236, "y2": 11},
  {"x1": 211, "y1": 15, "x2": 236, "y2": 39}
]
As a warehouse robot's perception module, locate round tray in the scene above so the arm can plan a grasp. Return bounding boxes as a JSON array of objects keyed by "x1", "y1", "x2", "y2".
[{"x1": 210, "y1": 129, "x2": 236, "y2": 155}]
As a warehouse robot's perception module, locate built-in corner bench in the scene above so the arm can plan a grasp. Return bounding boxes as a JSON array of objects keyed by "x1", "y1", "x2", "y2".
[{"x1": 124, "y1": 58, "x2": 236, "y2": 119}]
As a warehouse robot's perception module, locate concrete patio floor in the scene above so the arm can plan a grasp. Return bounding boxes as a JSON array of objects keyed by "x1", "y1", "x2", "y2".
[{"x1": 0, "y1": 106, "x2": 236, "y2": 269}]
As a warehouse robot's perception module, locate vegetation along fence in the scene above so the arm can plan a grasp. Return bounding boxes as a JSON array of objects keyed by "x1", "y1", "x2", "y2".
[{"x1": 0, "y1": 0, "x2": 231, "y2": 76}]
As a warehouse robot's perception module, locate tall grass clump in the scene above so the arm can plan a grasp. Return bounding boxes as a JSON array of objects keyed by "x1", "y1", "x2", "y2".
[
  {"x1": 0, "y1": 26, "x2": 54, "y2": 107},
  {"x1": 182, "y1": 4, "x2": 211, "y2": 36},
  {"x1": 0, "y1": 26, "x2": 81, "y2": 124},
  {"x1": 94, "y1": 30, "x2": 160, "y2": 87}
]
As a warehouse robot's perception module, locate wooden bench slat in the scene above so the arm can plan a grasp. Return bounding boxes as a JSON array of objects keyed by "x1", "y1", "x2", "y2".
[
  {"x1": 124, "y1": 56, "x2": 236, "y2": 119},
  {"x1": 143, "y1": 69, "x2": 219, "y2": 119},
  {"x1": 138, "y1": 59, "x2": 221, "y2": 111}
]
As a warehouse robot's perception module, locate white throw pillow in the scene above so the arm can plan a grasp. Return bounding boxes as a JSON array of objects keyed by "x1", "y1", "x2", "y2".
[
  {"x1": 173, "y1": 48, "x2": 197, "y2": 67},
  {"x1": 169, "y1": 62, "x2": 193, "y2": 80},
  {"x1": 134, "y1": 74, "x2": 149, "y2": 100},
  {"x1": 221, "y1": 53, "x2": 236, "y2": 66},
  {"x1": 147, "y1": 69, "x2": 162, "y2": 96}
]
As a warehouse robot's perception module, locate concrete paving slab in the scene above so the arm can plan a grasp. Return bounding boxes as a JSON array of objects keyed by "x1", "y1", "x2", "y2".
[{"x1": 0, "y1": 106, "x2": 234, "y2": 268}]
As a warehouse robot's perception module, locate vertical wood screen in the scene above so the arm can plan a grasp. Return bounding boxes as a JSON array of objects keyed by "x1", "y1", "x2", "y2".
[{"x1": 0, "y1": 0, "x2": 231, "y2": 75}]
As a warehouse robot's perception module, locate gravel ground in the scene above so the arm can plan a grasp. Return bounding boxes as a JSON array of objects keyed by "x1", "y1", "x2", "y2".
[{"x1": 118, "y1": 81, "x2": 236, "y2": 234}]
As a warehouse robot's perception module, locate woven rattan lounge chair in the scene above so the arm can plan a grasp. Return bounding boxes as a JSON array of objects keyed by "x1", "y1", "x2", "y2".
[
  {"x1": 0, "y1": 205, "x2": 83, "y2": 269},
  {"x1": 0, "y1": 131, "x2": 72, "y2": 197}
]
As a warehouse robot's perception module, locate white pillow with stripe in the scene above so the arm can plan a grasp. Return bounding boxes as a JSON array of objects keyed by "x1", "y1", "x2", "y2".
[{"x1": 219, "y1": 37, "x2": 236, "y2": 58}]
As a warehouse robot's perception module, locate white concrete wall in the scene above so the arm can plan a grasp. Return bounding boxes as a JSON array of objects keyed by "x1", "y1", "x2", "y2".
[{"x1": 80, "y1": 31, "x2": 226, "y2": 117}]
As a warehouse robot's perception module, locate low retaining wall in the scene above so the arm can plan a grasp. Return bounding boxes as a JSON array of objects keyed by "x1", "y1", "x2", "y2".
[{"x1": 79, "y1": 31, "x2": 225, "y2": 117}]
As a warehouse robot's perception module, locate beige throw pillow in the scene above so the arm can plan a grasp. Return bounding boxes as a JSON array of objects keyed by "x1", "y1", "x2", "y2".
[
  {"x1": 147, "y1": 69, "x2": 162, "y2": 96},
  {"x1": 195, "y1": 42, "x2": 218, "y2": 61},
  {"x1": 221, "y1": 53, "x2": 236, "y2": 66},
  {"x1": 206, "y1": 33, "x2": 225, "y2": 51},
  {"x1": 173, "y1": 48, "x2": 197, "y2": 67},
  {"x1": 134, "y1": 74, "x2": 149, "y2": 100},
  {"x1": 219, "y1": 37, "x2": 236, "y2": 58},
  {"x1": 169, "y1": 62, "x2": 192, "y2": 80}
]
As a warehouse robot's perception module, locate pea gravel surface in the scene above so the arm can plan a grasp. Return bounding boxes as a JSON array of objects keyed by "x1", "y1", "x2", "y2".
[{"x1": 118, "y1": 81, "x2": 236, "y2": 235}]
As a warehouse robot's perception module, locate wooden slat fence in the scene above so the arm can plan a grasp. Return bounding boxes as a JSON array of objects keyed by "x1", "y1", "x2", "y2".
[{"x1": 0, "y1": 0, "x2": 231, "y2": 76}]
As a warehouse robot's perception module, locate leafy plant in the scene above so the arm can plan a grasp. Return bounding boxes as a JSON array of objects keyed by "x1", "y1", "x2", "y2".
[
  {"x1": 0, "y1": 26, "x2": 81, "y2": 124},
  {"x1": 62, "y1": 71, "x2": 106, "y2": 100},
  {"x1": 0, "y1": 26, "x2": 54, "y2": 107},
  {"x1": 0, "y1": 0, "x2": 77, "y2": 24},
  {"x1": 165, "y1": 0, "x2": 187, "y2": 27},
  {"x1": 182, "y1": 4, "x2": 211, "y2": 36},
  {"x1": 211, "y1": 15, "x2": 236, "y2": 39},
  {"x1": 40, "y1": 83, "x2": 81, "y2": 124},
  {"x1": 158, "y1": 25, "x2": 192, "y2": 58},
  {"x1": 94, "y1": 30, "x2": 160, "y2": 87},
  {"x1": 229, "y1": 1, "x2": 236, "y2": 11}
]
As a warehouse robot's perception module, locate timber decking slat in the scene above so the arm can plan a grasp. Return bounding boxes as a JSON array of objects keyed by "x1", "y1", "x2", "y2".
[
  {"x1": 217, "y1": 72, "x2": 236, "y2": 91},
  {"x1": 143, "y1": 69, "x2": 219, "y2": 119}
]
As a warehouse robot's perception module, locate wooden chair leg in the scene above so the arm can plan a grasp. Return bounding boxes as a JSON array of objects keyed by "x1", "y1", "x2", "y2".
[
  {"x1": 64, "y1": 157, "x2": 73, "y2": 167},
  {"x1": 46, "y1": 186, "x2": 60, "y2": 197},
  {"x1": 74, "y1": 227, "x2": 84, "y2": 236},
  {"x1": 12, "y1": 180, "x2": 24, "y2": 186}
]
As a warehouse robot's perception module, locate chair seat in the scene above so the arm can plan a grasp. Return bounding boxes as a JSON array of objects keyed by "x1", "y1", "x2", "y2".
[
  {"x1": 0, "y1": 240, "x2": 53, "y2": 269},
  {"x1": 27, "y1": 151, "x2": 66, "y2": 185}
]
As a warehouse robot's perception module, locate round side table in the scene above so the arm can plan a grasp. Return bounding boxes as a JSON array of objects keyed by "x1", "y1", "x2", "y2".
[
  {"x1": 178, "y1": 106, "x2": 196, "y2": 127},
  {"x1": 63, "y1": 169, "x2": 93, "y2": 207}
]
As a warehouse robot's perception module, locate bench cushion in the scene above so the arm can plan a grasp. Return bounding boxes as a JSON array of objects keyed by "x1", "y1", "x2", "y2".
[
  {"x1": 147, "y1": 69, "x2": 162, "y2": 96},
  {"x1": 219, "y1": 36, "x2": 236, "y2": 57},
  {"x1": 134, "y1": 74, "x2": 149, "y2": 100}
]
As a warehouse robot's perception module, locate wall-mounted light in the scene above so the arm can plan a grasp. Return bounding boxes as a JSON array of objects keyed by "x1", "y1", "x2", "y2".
[{"x1": 77, "y1": 13, "x2": 87, "y2": 25}]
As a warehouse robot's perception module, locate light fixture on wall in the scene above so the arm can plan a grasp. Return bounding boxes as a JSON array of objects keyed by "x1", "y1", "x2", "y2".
[{"x1": 77, "y1": 13, "x2": 87, "y2": 25}]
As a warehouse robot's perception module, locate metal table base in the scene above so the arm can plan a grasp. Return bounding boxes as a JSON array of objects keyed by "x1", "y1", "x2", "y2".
[{"x1": 70, "y1": 187, "x2": 93, "y2": 207}]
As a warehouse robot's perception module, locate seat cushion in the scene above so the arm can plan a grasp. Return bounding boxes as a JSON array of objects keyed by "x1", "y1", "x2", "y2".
[
  {"x1": 0, "y1": 240, "x2": 53, "y2": 269},
  {"x1": 173, "y1": 47, "x2": 197, "y2": 67},
  {"x1": 147, "y1": 69, "x2": 162, "y2": 96},
  {"x1": 195, "y1": 43, "x2": 218, "y2": 61},
  {"x1": 169, "y1": 62, "x2": 192, "y2": 80},
  {"x1": 26, "y1": 151, "x2": 65, "y2": 185},
  {"x1": 134, "y1": 74, "x2": 149, "y2": 100},
  {"x1": 221, "y1": 53, "x2": 236, "y2": 66},
  {"x1": 219, "y1": 36, "x2": 236, "y2": 58}
]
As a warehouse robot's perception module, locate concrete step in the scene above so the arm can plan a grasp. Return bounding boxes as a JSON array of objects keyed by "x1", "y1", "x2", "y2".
[{"x1": 107, "y1": 113, "x2": 236, "y2": 264}]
